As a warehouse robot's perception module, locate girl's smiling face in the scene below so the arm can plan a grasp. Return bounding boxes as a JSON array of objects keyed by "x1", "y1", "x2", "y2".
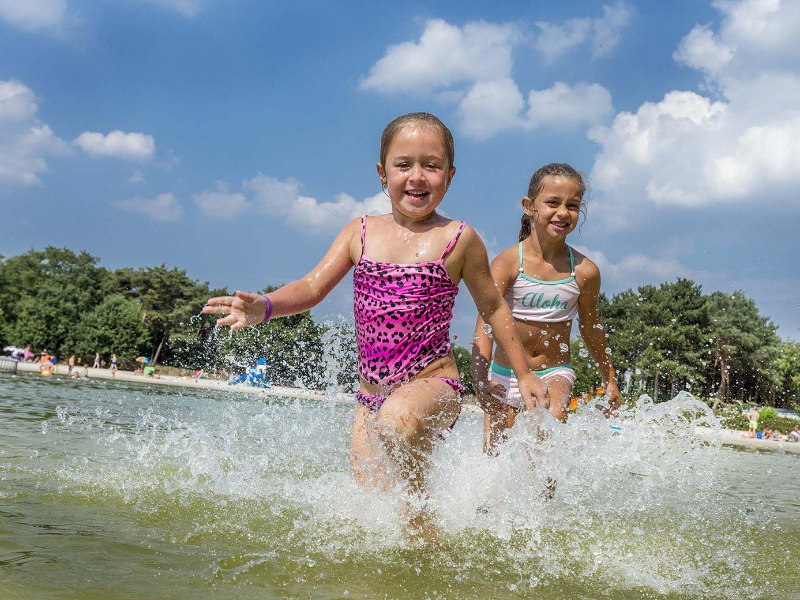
[
  {"x1": 525, "y1": 175, "x2": 583, "y2": 239},
  {"x1": 377, "y1": 125, "x2": 455, "y2": 223}
]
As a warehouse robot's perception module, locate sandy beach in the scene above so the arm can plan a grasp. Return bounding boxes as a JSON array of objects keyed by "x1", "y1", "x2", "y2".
[{"x1": 13, "y1": 361, "x2": 800, "y2": 454}]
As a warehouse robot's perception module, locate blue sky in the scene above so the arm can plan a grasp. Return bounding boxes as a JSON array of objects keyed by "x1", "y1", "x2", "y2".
[{"x1": 1, "y1": 0, "x2": 798, "y2": 343}]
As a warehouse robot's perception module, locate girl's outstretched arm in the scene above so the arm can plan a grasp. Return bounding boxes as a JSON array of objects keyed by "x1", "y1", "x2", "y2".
[
  {"x1": 204, "y1": 218, "x2": 360, "y2": 331},
  {"x1": 472, "y1": 248, "x2": 517, "y2": 414},
  {"x1": 458, "y1": 227, "x2": 548, "y2": 411},
  {"x1": 576, "y1": 258, "x2": 621, "y2": 413}
]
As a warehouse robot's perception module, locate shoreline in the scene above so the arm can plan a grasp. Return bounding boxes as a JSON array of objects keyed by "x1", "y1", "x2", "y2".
[{"x1": 11, "y1": 362, "x2": 800, "y2": 454}]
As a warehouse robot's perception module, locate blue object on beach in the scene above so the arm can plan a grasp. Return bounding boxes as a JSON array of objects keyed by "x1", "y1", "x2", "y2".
[
  {"x1": 756, "y1": 432, "x2": 763, "y2": 439},
  {"x1": 610, "y1": 424, "x2": 622, "y2": 431}
]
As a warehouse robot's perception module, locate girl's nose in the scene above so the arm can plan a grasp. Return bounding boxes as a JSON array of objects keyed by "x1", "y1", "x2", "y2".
[{"x1": 408, "y1": 163, "x2": 425, "y2": 182}]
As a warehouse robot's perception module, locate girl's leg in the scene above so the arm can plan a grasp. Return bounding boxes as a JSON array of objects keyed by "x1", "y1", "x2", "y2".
[
  {"x1": 483, "y1": 406, "x2": 518, "y2": 455},
  {"x1": 351, "y1": 404, "x2": 391, "y2": 489},
  {"x1": 373, "y1": 378, "x2": 460, "y2": 540},
  {"x1": 375, "y1": 378, "x2": 461, "y2": 496}
]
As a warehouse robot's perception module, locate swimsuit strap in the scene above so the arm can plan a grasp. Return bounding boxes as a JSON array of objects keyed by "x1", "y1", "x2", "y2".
[
  {"x1": 568, "y1": 245, "x2": 575, "y2": 276},
  {"x1": 360, "y1": 215, "x2": 366, "y2": 257},
  {"x1": 519, "y1": 242, "x2": 575, "y2": 277},
  {"x1": 440, "y1": 221, "x2": 467, "y2": 260}
]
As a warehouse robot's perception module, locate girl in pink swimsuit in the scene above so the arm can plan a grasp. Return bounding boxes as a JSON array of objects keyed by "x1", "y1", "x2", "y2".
[{"x1": 204, "y1": 113, "x2": 547, "y2": 536}]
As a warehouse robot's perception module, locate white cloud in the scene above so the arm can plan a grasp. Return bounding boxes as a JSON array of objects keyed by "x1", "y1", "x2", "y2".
[
  {"x1": 525, "y1": 82, "x2": 613, "y2": 130},
  {"x1": 193, "y1": 182, "x2": 249, "y2": 220},
  {"x1": 359, "y1": 19, "x2": 519, "y2": 94},
  {"x1": 128, "y1": 170, "x2": 145, "y2": 184},
  {"x1": 244, "y1": 174, "x2": 390, "y2": 234},
  {"x1": 74, "y1": 130, "x2": 155, "y2": 160},
  {"x1": 588, "y1": 0, "x2": 800, "y2": 224},
  {"x1": 111, "y1": 192, "x2": 184, "y2": 221},
  {"x1": 362, "y1": 11, "x2": 623, "y2": 139},
  {"x1": 0, "y1": 0, "x2": 67, "y2": 31},
  {"x1": 534, "y1": 0, "x2": 633, "y2": 61},
  {"x1": 140, "y1": 0, "x2": 204, "y2": 18},
  {"x1": 0, "y1": 79, "x2": 70, "y2": 187},
  {"x1": 673, "y1": 24, "x2": 733, "y2": 75},
  {"x1": 458, "y1": 79, "x2": 614, "y2": 139},
  {"x1": 458, "y1": 78, "x2": 525, "y2": 139},
  {"x1": 190, "y1": 174, "x2": 391, "y2": 234},
  {"x1": 573, "y1": 245, "x2": 711, "y2": 291}
]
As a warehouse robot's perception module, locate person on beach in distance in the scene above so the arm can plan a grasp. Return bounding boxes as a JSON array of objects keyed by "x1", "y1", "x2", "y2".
[
  {"x1": 93, "y1": 352, "x2": 101, "y2": 369},
  {"x1": 747, "y1": 408, "x2": 760, "y2": 439},
  {"x1": 68, "y1": 354, "x2": 76, "y2": 375},
  {"x1": 472, "y1": 163, "x2": 621, "y2": 454},
  {"x1": 110, "y1": 353, "x2": 117, "y2": 379},
  {"x1": 204, "y1": 112, "x2": 548, "y2": 538}
]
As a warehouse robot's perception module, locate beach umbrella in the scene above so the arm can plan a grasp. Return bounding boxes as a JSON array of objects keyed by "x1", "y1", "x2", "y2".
[
  {"x1": 3, "y1": 346, "x2": 20, "y2": 354},
  {"x1": 135, "y1": 357, "x2": 151, "y2": 363}
]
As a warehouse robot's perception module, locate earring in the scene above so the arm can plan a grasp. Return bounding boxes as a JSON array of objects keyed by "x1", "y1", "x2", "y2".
[{"x1": 381, "y1": 182, "x2": 389, "y2": 197}]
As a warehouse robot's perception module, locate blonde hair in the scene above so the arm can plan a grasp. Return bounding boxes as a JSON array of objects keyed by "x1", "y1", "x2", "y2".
[{"x1": 379, "y1": 112, "x2": 455, "y2": 170}]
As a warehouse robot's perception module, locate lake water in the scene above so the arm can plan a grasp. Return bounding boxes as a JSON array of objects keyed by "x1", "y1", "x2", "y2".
[{"x1": 1, "y1": 373, "x2": 798, "y2": 599}]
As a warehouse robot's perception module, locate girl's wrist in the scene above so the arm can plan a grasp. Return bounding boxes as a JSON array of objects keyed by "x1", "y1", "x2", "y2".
[{"x1": 261, "y1": 295, "x2": 272, "y2": 323}]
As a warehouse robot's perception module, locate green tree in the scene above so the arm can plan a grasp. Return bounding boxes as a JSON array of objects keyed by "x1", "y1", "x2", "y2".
[
  {"x1": 601, "y1": 279, "x2": 710, "y2": 402},
  {"x1": 75, "y1": 294, "x2": 151, "y2": 360},
  {"x1": 113, "y1": 265, "x2": 213, "y2": 366},
  {"x1": 2, "y1": 247, "x2": 112, "y2": 356},
  {"x1": 452, "y1": 345, "x2": 474, "y2": 395},
  {"x1": 570, "y1": 338, "x2": 601, "y2": 397},
  {"x1": 707, "y1": 291, "x2": 781, "y2": 406},
  {"x1": 774, "y1": 341, "x2": 800, "y2": 406}
]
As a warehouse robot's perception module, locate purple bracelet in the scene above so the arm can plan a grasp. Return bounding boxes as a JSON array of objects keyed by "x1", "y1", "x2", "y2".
[{"x1": 262, "y1": 295, "x2": 272, "y2": 323}]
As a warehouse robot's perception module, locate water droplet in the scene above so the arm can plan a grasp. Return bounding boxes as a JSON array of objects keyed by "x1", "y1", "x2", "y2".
[
  {"x1": 543, "y1": 341, "x2": 549, "y2": 347},
  {"x1": 605, "y1": 348, "x2": 612, "y2": 355},
  {"x1": 482, "y1": 324, "x2": 493, "y2": 336},
  {"x1": 560, "y1": 343, "x2": 569, "y2": 353},
  {"x1": 579, "y1": 348, "x2": 589, "y2": 358}
]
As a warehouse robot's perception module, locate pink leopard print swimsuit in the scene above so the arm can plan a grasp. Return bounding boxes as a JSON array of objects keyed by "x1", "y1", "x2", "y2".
[{"x1": 353, "y1": 215, "x2": 465, "y2": 411}]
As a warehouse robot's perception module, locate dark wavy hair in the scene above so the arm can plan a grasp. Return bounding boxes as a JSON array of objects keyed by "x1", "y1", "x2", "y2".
[{"x1": 519, "y1": 163, "x2": 586, "y2": 242}]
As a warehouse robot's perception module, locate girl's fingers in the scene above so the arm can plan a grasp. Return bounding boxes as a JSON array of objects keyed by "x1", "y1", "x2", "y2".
[{"x1": 216, "y1": 314, "x2": 239, "y2": 326}]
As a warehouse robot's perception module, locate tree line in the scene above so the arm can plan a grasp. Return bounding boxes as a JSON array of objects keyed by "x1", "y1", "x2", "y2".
[
  {"x1": 1, "y1": 248, "x2": 797, "y2": 407},
  {"x1": 570, "y1": 278, "x2": 799, "y2": 408}
]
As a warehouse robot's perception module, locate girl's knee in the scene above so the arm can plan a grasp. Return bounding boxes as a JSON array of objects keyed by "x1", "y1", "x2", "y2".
[{"x1": 376, "y1": 405, "x2": 421, "y2": 445}]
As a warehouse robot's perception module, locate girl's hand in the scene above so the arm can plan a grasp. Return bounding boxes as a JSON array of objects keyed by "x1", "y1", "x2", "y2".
[
  {"x1": 475, "y1": 379, "x2": 507, "y2": 415},
  {"x1": 203, "y1": 291, "x2": 267, "y2": 331},
  {"x1": 519, "y1": 374, "x2": 549, "y2": 411},
  {"x1": 603, "y1": 380, "x2": 622, "y2": 417}
]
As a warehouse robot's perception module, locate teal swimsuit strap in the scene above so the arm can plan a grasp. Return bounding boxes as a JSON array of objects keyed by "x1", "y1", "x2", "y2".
[
  {"x1": 490, "y1": 362, "x2": 572, "y2": 378},
  {"x1": 518, "y1": 242, "x2": 576, "y2": 278}
]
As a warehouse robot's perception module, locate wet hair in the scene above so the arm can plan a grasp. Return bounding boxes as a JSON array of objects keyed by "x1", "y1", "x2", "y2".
[
  {"x1": 379, "y1": 112, "x2": 455, "y2": 172},
  {"x1": 519, "y1": 163, "x2": 587, "y2": 242}
]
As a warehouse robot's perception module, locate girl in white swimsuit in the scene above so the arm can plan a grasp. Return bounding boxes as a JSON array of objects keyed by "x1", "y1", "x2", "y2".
[{"x1": 472, "y1": 163, "x2": 621, "y2": 452}]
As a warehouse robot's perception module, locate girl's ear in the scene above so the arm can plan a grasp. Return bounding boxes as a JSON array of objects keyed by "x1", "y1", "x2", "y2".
[
  {"x1": 446, "y1": 166, "x2": 456, "y2": 190},
  {"x1": 376, "y1": 162, "x2": 386, "y2": 185},
  {"x1": 521, "y1": 196, "x2": 535, "y2": 216}
]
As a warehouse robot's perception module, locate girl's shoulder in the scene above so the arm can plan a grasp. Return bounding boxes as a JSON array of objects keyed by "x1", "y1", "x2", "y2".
[
  {"x1": 487, "y1": 243, "x2": 523, "y2": 277},
  {"x1": 570, "y1": 246, "x2": 601, "y2": 284}
]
